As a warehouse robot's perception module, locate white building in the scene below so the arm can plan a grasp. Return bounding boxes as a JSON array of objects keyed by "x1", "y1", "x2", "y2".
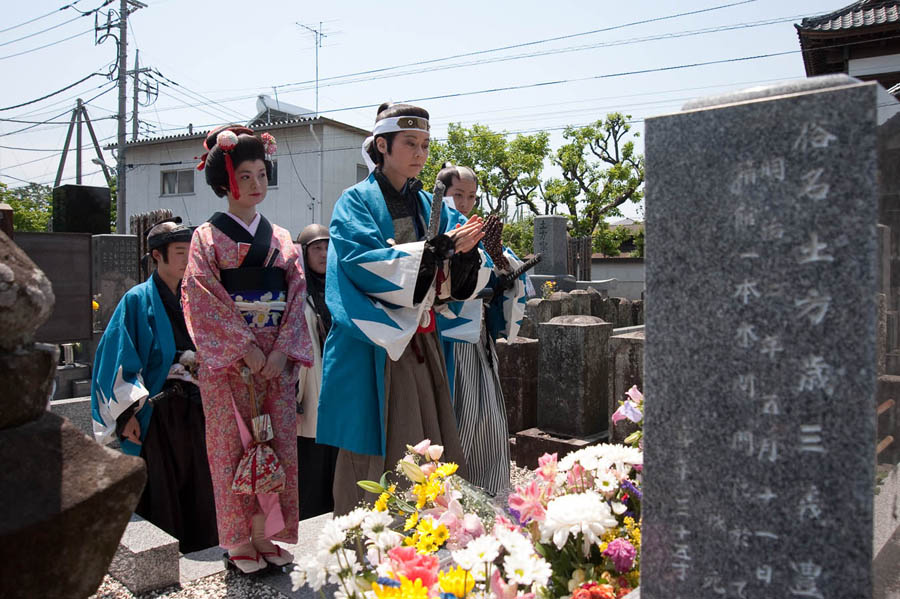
[{"x1": 117, "y1": 97, "x2": 370, "y2": 237}]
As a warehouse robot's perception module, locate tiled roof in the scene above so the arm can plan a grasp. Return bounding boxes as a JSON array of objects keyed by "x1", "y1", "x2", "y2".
[{"x1": 798, "y1": 0, "x2": 900, "y2": 33}]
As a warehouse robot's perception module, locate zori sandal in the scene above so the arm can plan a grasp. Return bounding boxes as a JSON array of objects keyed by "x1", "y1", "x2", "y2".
[
  {"x1": 223, "y1": 551, "x2": 266, "y2": 574},
  {"x1": 259, "y1": 545, "x2": 294, "y2": 568}
]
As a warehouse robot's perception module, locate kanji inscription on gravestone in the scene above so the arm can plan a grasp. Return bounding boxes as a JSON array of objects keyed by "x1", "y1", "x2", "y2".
[
  {"x1": 642, "y1": 76, "x2": 887, "y2": 599},
  {"x1": 92, "y1": 234, "x2": 139, "y2": 331}
]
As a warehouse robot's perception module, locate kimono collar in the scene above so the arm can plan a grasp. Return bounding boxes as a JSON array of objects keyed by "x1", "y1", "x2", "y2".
[{"x1": 225, "y1": 211, "x2": 260, "y2": 236}]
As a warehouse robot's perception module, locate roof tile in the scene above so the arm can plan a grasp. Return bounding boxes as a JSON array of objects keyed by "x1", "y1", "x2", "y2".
[{"x1": 799, "y1": 0, "x2": 900, "y2": 32}]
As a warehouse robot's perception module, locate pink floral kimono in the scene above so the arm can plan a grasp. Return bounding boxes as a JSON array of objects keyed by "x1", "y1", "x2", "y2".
[{"x1": 182, "y1": 212, "x2": 312, "y2": 548}]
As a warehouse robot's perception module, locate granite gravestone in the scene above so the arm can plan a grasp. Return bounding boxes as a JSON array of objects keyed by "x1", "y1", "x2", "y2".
[
  {"x1": 643, "y1": 75, "x2": 891, "y2": 599},
  {"x1": 91, "y1": 234, "x2": 139, "y2": 331},
  {"x1": 530, "y1": 215, "x2": 576, "y2": 293}
]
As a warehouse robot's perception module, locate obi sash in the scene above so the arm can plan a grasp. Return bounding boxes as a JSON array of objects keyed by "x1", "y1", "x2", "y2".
[{"x1": 209, "y1": 212, "x2": 287, "y2": 328}]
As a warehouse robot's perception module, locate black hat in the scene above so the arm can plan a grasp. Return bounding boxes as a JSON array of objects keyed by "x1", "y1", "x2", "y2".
[{"x1": 147, "y1": 217, "x2": 193, "y2": 252}]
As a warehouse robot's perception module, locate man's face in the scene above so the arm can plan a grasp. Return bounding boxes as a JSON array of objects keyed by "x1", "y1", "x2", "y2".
[
  {"x1": 156, "y1": 242, "x2": 190, "y2": 279},
  {"x1": 306, "y1": 239, "x2": 328, "y2": 275}
]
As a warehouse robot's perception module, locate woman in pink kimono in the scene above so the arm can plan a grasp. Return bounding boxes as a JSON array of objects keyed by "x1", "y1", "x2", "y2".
[{"x1": 183, "y1": 125, "x2": 312, "y2": 574}]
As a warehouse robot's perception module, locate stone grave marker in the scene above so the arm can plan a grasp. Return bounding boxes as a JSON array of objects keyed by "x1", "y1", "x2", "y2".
[
  {"x1": 92, "y1": 234, "x2": 139, "y2": 331},
  {"x1": 530, "y1": 215, "x2": 576, "y2": 292},
  {"x1": 642, "y1": 75, "x2": 893, "y2": 599}
]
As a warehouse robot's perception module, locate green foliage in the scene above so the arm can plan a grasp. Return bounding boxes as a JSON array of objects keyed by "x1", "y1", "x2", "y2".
[
  {"x1": 108, "y1": 175, "x2": 117, "y2": 233},
  {"x1": 632, "y1": 228, "x2": 645, "y2": 258},
  {"x1": 422, "y1": 123, "x2": 551, "y2": 216},
  {"x1": 1, "y1": 182, "x2": 52, "y2": 232},
  {"x1": 500, "y1": 216, "x2": 534, "y2": 257},
  {"x1": 592, "y1": 221, "x2": 632, "y2": 256},
  {"x1": 549, "y1": 113, "x2": 644, "y2": 238}
]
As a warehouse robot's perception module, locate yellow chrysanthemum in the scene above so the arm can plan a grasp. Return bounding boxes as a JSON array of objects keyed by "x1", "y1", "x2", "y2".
[
  {"x1": 432, "y1": 524, "x2": 449, "y2": 544},
  {"x1": 403, "y1": 534, "x2": 418, "y2": 547},
  {"x1": 416, "y1": 537, "x2": 438, "y2": 554},
  {"x1": 375, "y1": 492, "x2": 389, "y2": 512},
  {"x1": 404, "y1": 512, "x2": 419, "y2": 531},
  {"x1": 435, "y1": 462, "x2": 458, "y2": 478},
  {"x1": 439, "y1": 566, "x2": 475, "y2": 597},
  {"x1": 374, "y1": 576, "x2": 430, "y2": 599}
]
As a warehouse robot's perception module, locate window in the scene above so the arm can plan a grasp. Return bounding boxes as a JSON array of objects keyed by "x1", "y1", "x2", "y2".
[
  {"x1": 268, "y1": 160, "x2": 278, "y2": 187},
  {"x1": 160, "y1": 169, "x2": 194, "y2": 195},
  {"x1": 357, "y1": 164, "x2": 368, "y2": 182}
]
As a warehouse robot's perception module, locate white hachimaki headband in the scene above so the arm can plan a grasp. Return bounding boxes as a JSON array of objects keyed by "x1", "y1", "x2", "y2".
[{"x1": 361, "y1": 115, "x2": 430, "y2": 174}]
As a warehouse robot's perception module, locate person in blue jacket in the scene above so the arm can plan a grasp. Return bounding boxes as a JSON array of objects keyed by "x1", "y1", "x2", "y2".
[
  {"x1": 90, "y1": 219, "x2": 217, "y2": 552},
  {"x1": 316, "y1": 102, "x2": 491, "y2": 514}
]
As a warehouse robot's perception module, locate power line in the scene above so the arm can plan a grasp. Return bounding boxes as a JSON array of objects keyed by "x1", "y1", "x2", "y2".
[
  {"x1": 0, "y1": 71, "x2": 106, "y2": 111},
  {"x1": 0, "y1": 27, "x2": 94, "y2": 61},
  {"x1": 272, "y1": 0, "x2": 759, "y2": 92},
  {"x1": 0, "y1": 82, "x2": 117, "y2": 137},
  {"x1": 0, "y1": 1, "x2": 84, "y2": 35}
]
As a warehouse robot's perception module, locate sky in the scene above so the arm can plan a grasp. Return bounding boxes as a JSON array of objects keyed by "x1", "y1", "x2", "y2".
[{"x1": 0, "y1": 0, "x2": 840, "y2": 220}]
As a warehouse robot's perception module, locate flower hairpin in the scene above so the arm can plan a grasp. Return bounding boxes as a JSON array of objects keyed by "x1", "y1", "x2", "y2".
[
  {"x1": 261, "y1": 132, "x2": 277, "y2": 156},
  {"x1": 216, "y1": 129, "x2": 239, "y2": 152}
]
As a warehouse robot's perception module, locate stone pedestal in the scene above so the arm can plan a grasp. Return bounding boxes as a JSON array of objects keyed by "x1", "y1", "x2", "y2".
[
  {"x1": 537, "y1": 315, "x2": 612, "y2": 438},
  {"x1": 608, "y1": 328, "x2": 645, "y2": 444},
  {"x1": 109, "y1": 515, "x2": 180, "y2": 595},
  {"x1": 533, "y1": 215, "x2": 569, "y2": 275},
  {"x1": 496, "y1": 337, "x2": 539, "y2": 435}
]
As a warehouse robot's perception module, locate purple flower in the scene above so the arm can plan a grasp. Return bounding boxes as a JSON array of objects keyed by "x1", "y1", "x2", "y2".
[
  {"x1": 603, "y1": 538, "x2": 636, "y2": 572},
  {"x1": 612, "y1": 400, "x2": 642, "y2": 424}
]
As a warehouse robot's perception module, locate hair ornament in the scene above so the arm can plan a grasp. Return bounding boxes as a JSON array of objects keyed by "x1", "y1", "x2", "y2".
[
  {"x1": 216, "y1": 130, "x2": 239, "y2": 152},
  {"x1": 260, "y1": 132, "x2": 277, "y2": 156}
]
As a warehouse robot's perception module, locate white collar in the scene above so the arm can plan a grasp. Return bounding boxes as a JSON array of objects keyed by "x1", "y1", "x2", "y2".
[{"x1": 225, "y1": 211, "x2": 260, "y2": 236}]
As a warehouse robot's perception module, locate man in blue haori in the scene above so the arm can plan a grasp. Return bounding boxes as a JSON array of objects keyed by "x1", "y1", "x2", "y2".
[{"x1": 90, "y1": 218, "x2": 217, "y2": 552}]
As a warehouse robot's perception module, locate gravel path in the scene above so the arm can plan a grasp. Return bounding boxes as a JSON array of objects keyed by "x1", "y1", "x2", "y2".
[{"x1": 89, "y1": 571, "x2": 291, "y2": 599}]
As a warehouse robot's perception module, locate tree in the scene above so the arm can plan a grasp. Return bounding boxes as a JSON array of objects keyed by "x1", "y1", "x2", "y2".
[
  {"x1": 1, "y1": 182, "x2": 52, "y2": 232},
  {"x1": 500, "y1": 216, "x2": 535, "y2": 257},
  {"x1": 422, "y1": 123, "x2": 550, "y2": 216},
  {"x1": 543, "y1": 113, "x2": 644, "y2": 238}
]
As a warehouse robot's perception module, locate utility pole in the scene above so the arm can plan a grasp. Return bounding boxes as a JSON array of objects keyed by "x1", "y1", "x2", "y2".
[
  {"x1": 129, "y1": 49, "x2": 152, "y2": 142},
  {"x1": 296, "y1": 22, "x2": 326, "y2": 117},
  {"x1": 75, "y1": 98, "x2": 83, "y2": 184},
  {"x1": 115, "y1": 0, "x2": 128, "y2": 233}
]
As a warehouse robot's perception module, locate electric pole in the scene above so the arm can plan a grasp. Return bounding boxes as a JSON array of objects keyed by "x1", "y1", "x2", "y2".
[
  {"x1": 129, "y1": 49, "x2": 152, "y2": 142},
  {"x1": 296, "y1": 22, "x2": 326, "y2": 117}
]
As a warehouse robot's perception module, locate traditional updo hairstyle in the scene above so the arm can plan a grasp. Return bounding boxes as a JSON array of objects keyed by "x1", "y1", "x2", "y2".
[
  {"x1": 199, "y1": 125, "x2": 273, "y2": 198},
  {"x1": 436, "y1": 161, "x2": 478, "y2": 191},
  {"x1": 365, "y1": 102, "x2": 430, "y2": 168}
]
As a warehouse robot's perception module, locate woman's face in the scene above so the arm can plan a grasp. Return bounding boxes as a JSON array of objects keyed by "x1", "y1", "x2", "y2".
[
  {"x1": 229, "y1": 158, "x2": 268, "y2": 208},
  {"x1": 447, "y1": 175, "x2": 478, "y2": 217},
  {"x1": 305, "y1": 239, "x2": 328, "y2": 275},
  {"x1": 378, "y1": 130, "x2": 429, "y2": 180}
]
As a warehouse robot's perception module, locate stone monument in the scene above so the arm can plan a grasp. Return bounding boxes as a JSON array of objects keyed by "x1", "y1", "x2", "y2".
[
  {"x1": 642, "y1": 75, "x2": 896, "y2": 599},
  {"x1": 530, "y1": 215, "x2": 576, "y2": 293},
  {"x1": 91, "y1": 234, "x2": 139, "y2": 331},
  {"x1": 0, "y1": 230, "x2": 146, "y2": 599}
]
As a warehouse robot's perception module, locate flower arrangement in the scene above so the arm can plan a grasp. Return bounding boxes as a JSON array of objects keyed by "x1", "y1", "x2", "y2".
[
  {"x1": 541, "y1": 280, "x2": 558, "y2": 300},
  {"x1": 260, "y1": 132, "x2": 277, "y2": 155},
  {"x1": 507, "y1": 444, "x2": 642, "y2": 597},
  {"x1": 291, "y1": 439, "x2": 642, "y2": 599},
  {"x1": 610, "y1": 386, "x2": 644, "y2": 449}
]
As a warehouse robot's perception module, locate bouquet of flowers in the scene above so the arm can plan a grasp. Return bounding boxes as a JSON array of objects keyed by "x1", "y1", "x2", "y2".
[
  {"x1": 291, "y1": 438, "x2": 642, "y2": 599},
  {"x1": 507, "y1": 444, "x2": 642, "y2": 598}
]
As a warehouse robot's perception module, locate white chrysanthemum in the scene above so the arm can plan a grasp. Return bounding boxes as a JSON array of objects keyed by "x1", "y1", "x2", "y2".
[
  {"x1": 290, "y1": 565, "x2": 306, "y2": 592},
  {"x1": 370, "y1": 529, "x2": 403, "y2": 551},
  {"x1": 295, "y1": 555, "x2": 328, "y2": 591},
  {"x1": 595, "y1": 470, "x2": 619, "y2": 495},
  {"x1": 318, "y1": 519, "x2": 347, "y2": 553},
  {"x1": 362, "y1": 510, "x2": 393, "y2": 536},
  {"x1": 451, "y1": 547, "x2": 477, "y2": 571},
  {"x1": 335, "y1": 507, "x2": 370, "y2": 531},
  {"x1": 594, "y1": 444, "x2": 643, "y2": 472},
  {"x1": 493, "y1": 526, "x2": 533, "y2": 557},
  {"x1": 466, "y1": 534, "x2": 501, "y2": 563},
  {"x1": 503, "y1": 552, "x2": 553, "y2": 587},
  {"x1": 611, "y1": 501, "x2": 628, "y2": 515},
  {"x1": 539, "y1": 492, "x2": 618, "y2": 555}
]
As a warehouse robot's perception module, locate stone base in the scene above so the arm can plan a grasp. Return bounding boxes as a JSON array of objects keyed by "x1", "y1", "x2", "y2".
[
  {"x1": 0, "y1": 412, "x2": 146, "y2": 599},
  {"x1": 53, "y1": 363, "x2": 91, "y2": 400},
  {"x1": 574, "y1": 279, "x2": 616, "y2": 295},
  {"x1": 109, "y1": 515, "x2": 180, "y2": 595},
  {"x1": 514, "y1": 427, "x2": 607, "y2": 469}
]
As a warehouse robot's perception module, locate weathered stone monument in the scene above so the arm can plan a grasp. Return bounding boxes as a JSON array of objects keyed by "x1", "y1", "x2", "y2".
[
  {"x1": 91, "y1": 234, "x2": 139, "y2": 331},
  {"x1": 530, "y1": 215, "x2": 576, "y2": 292},
  {"x1": 642, "y1": 75, "x2": 898, "y2": 599},
  {"x1": 0, "y1": 230, "x2": 146, "y2": 599}
]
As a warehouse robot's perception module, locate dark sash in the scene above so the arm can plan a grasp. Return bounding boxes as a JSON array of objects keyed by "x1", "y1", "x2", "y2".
[{"x1": 208, "y1": 212, "x2": 285, "y2": 294}]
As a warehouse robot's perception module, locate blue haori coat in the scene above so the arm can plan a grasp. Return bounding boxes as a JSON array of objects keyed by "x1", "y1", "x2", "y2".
[
  {"x1": 316, "y1": 173, "x2": 490, "y2": 457},
  {"x1": 90, "y1": 276, "x2": 175, "y2": 456}
]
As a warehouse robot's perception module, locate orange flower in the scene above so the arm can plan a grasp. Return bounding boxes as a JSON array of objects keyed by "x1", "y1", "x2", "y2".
[{"x1": 572, "y1": 582, "x2": 616, "y2": 599}]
